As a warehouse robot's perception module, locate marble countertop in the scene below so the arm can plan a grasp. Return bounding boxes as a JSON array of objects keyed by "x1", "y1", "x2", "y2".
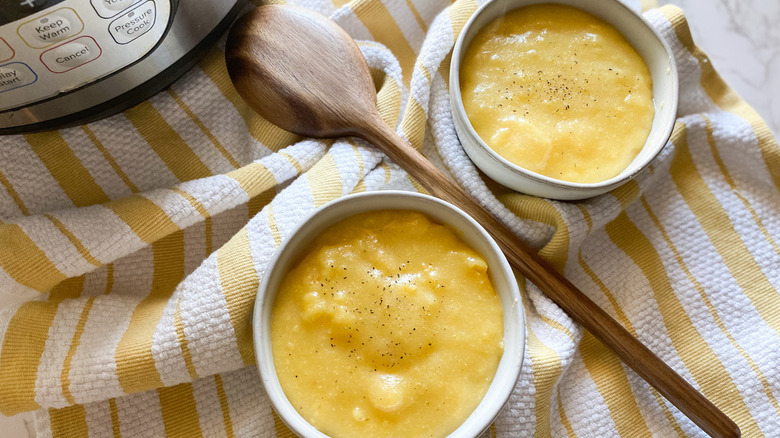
[
  {"x1": 658, "y1": 0, "x2": 779, "y2": 136},
  {"x1": 1, "y1": 0, "x2": 778, "y2": 436}
]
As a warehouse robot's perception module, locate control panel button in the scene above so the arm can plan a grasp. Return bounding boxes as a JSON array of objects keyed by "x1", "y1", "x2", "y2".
[
  {"x1": 0, "y1": 38, "x2": 14, "y2": 62},
  {"x1": 91, "y1": 0, "x2": 142, "y2": 19},
  {"x1": 15, "y1": 0, "x2": 50, "y2": 8},
  {"x1": 108, "y1": 1, "x2": 156, "y2": 45},
  {"x1": 0, "y1": 0, "x2": 67, "y2": 27},
  {"x1": 17, "y1": 7, "x2": 84, "y2": 49},
  {"x1": 40, "y1": 36, "x2": 101, "y2": 73},
  {"x1": 13, "y1": 0, "x2": 50, "y2": 11},
  {"x1": 0, "y1": 62, "x2": 37, "y2": 93}
]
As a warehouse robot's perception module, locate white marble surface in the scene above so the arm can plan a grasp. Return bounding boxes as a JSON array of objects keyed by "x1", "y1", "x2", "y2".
[
  {"x1": 658, "y1": 0, "x2": 780, "y2": 136},
  {"x1": 0, "y1": 1, "x2": 778, "y2": 437}
]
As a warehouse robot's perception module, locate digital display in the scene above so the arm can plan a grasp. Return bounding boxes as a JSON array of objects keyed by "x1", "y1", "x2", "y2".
[{"x1": 0, "y1": 0, "x2": 68, "y2": 26}]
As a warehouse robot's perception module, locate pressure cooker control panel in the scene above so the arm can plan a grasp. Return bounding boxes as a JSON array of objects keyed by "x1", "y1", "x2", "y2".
[{"x1": 0, "y1": 0, "x2": 172, "y2": 112}]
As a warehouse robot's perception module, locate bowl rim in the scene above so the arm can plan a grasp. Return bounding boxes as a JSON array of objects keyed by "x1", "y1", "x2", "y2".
[
  {"x1": 449, "y1": 0, "x2": 679, "y2": 195},
  {"x1": 252, "y1": 190, "x2": 526, "y2": 438}
]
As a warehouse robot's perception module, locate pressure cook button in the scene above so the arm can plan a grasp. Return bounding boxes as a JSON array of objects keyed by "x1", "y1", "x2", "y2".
[
  {"x1": 17, "y1": 7, "x2": 84, "y2": 49},
  {"x1": 0, "y1": 38, "x2": 14, "y2": 63},
  {"x1": 109, "y1": 1, "x2": 156, "y2": 44},
  {"x1": 91, "y1": 0, "x2": 142, "y2": 19},
  {"x1": 40, "y1": 36, "x2": 101, "y2": 73},
  {"x1": 0, "y1": 62, "x2": 37, "y2": 93}
]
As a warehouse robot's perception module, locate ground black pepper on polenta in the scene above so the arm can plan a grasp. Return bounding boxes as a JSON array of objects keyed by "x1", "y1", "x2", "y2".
[
  {"x1": 271, "y1": 210, "x2": 503, "y2": 438},
  {"x1": 460, "y1": 4, "x2": 654, "y2": 183}
]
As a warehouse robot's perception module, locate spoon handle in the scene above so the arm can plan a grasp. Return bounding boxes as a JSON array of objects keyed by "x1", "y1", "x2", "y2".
[{"x1": 357, "y1": 117, "x2": 740, "y2": 438}]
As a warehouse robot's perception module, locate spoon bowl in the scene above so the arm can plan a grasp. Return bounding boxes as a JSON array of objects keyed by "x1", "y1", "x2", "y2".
[{"x1": 226, "y1": 5, "x2": 379, "y2": 139}]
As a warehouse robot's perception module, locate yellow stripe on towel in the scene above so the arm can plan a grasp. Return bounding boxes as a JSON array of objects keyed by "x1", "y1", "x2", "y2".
[
  {"x1": 167, "y1": 88, "x2": 242, "y2": 170},
  {"x1": 26, "y1": 131, "x2": 110, "y2": 207},
  {"x1": 516, "y1": 282, "x2": 565, "y2": 438},
  {"x1": 225, "y1": 163, "x2": 277, "y2": 200},
  {"x1": 109, "y1": 398, "x2": 122, "y2": 438},
  {"x1": 526, "y1": 327, "x2": 562, "y2": 438},
  {"x1": 0, "y1": 169, "x2": 30, "y2": 215},
  {"x1": 0, "y1": 223, "x2": 67, "y2": 293},
  {"x1": 374, "y1": 67, "x2": 403, "y2": 129},
  {"x1": 175, "y1": 298, "x2": 199, "y2": 381},
  {"x1": 115, "y1": 231, "x2": 185, "y2": 393},
  {"x1": 104, "y1": 195, "x2": 179, "y2": 244},
  {"x1": 272, "y1": 409, "x2": 297, "y2": 438},
  {"x1": 82, "y1": 125, "x2": 140, "y2": 194},
  {"x1": 448, "y1": 0, "x2": 478, "y2": 41},
  {"x1": 124, "y1": 101, "x2": 213, "y2": 183},
  {"x1": 49, "y1": 404, "x2": 89, "y2": 438},
  {"x1": 578, "y1": 331, "x2": 653, "y2": 436},
  {"x1": 556, "y1": 385, "x2": 576, "y2": 437},
  {"x1": 0, "y1": 277, "x2": 83, "y2": 414},
  {"x1": 214, "y1": 374, "x2": 236, "y2": 438},
  {"x1": 349, "y1": 0, "x2": 418, "y2": 85},
  {"x1": 216, "y1": 228, "x2": 258, "y2": 366},
  {"x1": 61, "y1": 297, "x2": 96, "y2": 405},
  {"x1": 45, "y1": 214, "x2": 102, "y2": 267},
  {"x1": 158, "y1": 383, "x2": 204, "y2": 438},
  {"x1": 307, "y1": 153, "x2": 345, "y2": 208}
]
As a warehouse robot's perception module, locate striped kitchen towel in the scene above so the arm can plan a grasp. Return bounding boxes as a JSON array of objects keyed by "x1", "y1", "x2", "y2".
[{"x1": 1, "y1": 0, "x2": 778, "y2": 436}]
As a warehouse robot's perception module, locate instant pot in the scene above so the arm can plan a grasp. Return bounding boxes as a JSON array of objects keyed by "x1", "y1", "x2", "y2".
[{"x1": 0, "y1": 0, "x2": 242, "y2": 134}]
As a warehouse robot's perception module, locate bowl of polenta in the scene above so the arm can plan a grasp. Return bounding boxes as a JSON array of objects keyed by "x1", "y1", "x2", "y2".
[
  {"x1": 450, "y1": 0, "x2": 678, "y2": 200},
  {"x1": 253, "y1": 191, "x2": 525, "y2": 438}
]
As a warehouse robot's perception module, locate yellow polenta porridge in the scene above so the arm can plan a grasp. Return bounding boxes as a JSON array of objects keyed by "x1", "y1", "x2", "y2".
[
  {"x1": 271, "y1": 210, "x2": 504, "y2": 438},
  {"x1": 460, "y1": 4, "x2": 655, "y2": 183}
]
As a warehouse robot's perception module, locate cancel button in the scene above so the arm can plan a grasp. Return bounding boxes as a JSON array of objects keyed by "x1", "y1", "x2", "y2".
[
  {"x1": 109, "y1": 1, "x2": 156, "y2": 44},
  {"x1": 41, "y1": 36, "x2": 102, "y2": 73}
]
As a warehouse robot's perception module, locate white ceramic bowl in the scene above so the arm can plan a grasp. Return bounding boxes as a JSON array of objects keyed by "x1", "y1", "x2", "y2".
[
  {"x1": 253, "y1": 191, "x2": 525, "y2": 437},
  {"x1": 450, "y1": 0, "x2": 679, "y2": 200}
]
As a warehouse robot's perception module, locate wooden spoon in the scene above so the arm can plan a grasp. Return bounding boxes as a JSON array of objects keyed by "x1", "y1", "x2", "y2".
[{"x1": 224, "y1": 5, "x2": 740, "y2": 437}]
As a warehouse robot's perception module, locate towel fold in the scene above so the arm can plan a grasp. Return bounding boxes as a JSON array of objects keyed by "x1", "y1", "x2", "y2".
[{"x1": 1, "y1": 0, "x2": 778, "y2": 436}]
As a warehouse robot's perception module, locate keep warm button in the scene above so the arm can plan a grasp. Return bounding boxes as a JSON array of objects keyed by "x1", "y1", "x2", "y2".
[
  {"x1": 109, "y1": 1, "x2": 156, "y2": 45},
  {"x1": 17, "y1": 8, "x2": 85, "y2": 49},
  {"x1": 41, "y1": 37, "x2": 102, "y2": 73}
]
